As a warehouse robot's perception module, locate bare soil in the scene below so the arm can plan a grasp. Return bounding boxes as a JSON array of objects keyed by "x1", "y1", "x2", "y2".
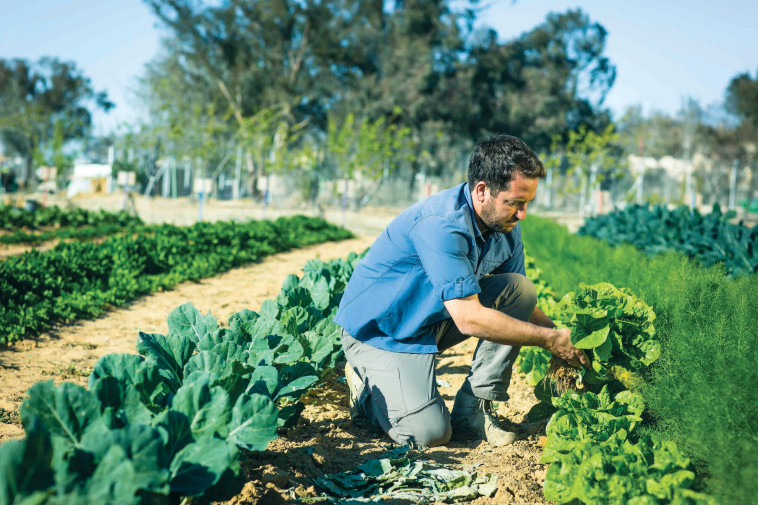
[{"x1": 0, "y1": 195, "x2": 550, "y2": 504}]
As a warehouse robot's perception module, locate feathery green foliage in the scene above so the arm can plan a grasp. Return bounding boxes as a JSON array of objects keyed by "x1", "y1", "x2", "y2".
[{"x1": 523, "y1": 215, "x2": 758, "y2": 505}]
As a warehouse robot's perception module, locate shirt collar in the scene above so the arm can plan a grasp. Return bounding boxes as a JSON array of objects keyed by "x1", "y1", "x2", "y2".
[{"x1": 462, "y1": 182, "x2": 502, "y2": 243}]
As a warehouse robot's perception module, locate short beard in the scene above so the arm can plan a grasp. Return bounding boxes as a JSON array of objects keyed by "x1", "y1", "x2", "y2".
[{"x1": 480, "y1": 198, "x2": 513, "y2": 233}]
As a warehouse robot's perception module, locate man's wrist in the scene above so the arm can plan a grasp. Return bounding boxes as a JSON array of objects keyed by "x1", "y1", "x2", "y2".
[{"x1": 541, "y1": 327, "x2": 559, "y2": 352}]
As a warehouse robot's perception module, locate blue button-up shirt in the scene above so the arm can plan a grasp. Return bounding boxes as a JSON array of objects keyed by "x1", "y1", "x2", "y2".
[{"x1": 334, "y1": 182, "x2": 526, "y2": 354}]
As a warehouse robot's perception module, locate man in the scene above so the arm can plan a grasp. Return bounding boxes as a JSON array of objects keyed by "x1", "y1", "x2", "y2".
[{"x1": 334, "y1": 134, "x2": 589, "y2": 448}]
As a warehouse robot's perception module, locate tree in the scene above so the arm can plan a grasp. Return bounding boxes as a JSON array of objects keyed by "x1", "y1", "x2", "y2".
[
  {"x1": 143, "y1": 0, "x2": 389, "y2": 127},
  {"x1": 137, "y1": 1, "x2": 619, "y2": 201},
  {"x1": 464, "y1": 9, "x2": 615, "y2": 150},
  {"x1": 617, "y1": 105, "x2": 691, "y2": 159},
  {"x1": 0, "y1": 57, "x2": 113, "y2": 187},
  {"x1": 726, "y1": 69, "x2": 758, "y2": 132},
  {"x1": 723, "y1": 70, "x2": 758, "y2": 206}
]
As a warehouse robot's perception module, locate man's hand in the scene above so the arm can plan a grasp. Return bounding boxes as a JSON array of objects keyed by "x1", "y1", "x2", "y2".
[{"x1": 546, "y1": 328, "x2": 590, "y2": 369}]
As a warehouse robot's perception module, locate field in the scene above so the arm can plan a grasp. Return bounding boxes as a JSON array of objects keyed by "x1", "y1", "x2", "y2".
[
  {"x1": 0, "y1": 196, "x2": 557, "y2": 505},
  {"x1": 0, "y1": 198, "x2": 758, "y2": 505}
]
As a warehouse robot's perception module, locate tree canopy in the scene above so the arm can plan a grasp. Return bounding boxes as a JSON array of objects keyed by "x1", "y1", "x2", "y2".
[
  {"x1": 140, "y1": 0, "x2": 616, "y2": 155},
  {"x1": 0, "y1": 57, "x2": 112, "y2": 185}
]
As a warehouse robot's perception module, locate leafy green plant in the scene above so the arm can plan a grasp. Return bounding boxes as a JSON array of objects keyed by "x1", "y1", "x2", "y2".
[
  {"x1": 523, "y1": 215, "x2": 758, "y2": 505},
  {"x1": 521, "y1": 276, "x2": 711, "y2": 504},
  {"x1": 578, "y1": 203, "x2": 758, "y2": 278},
  {"x1": 541, "y1": 386, "x2": 645, "y2": 465},
  {"x1": 555, "y1": 282, "x2": 659, "y2": 386},
  {"x1": 0, "y1": 250, "x2": 364, "y2": 505},
  {"x1": 544, "y1": 434, "x2": 714, "y2": 505},
  {"x1": 0, "y1": 216, "x2": 353, "y2": 344},
  {"x1": 0, "y1": 204, "x2": 142, "y2": 231},
  {"x1": 0, "y1": 222, "x2": 147, "y2": 245}
]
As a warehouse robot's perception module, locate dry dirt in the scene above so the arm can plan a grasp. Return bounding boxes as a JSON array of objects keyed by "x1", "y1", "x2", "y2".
[{"x1": 0, "y1": 194, "x2": 551, "y2": 505}]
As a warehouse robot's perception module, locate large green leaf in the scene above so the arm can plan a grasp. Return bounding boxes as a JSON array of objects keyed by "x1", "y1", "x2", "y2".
[
  {"x1": 171, "y1": 373, "x2": 231, "y2": 439},
  {"x1": 78, "y1": 424, "x2": 170, "y2": 495},
  {"x1": 272, "y1": 334, "x2": 305, "y2": 364},
  {"x1": 226, "y1": 394, "x2": 278, "y2": 451},
  {"x1": 137, "y1": 331, "x2": 195, "y2": 383},
  {"x1": 210, "y1": 342, "x2": 247, "y2": 363},
  {"x1": 91, "y1": 377, "x2": 153, "y2": 428},
  {"x1": 245, "y1": 333, "x2": 277, "y2": 367},
  {"x1": 166, "y1": 302, "x2": 218, "y2": 344},
  {"x1": 20, "y1": 381, "x2": 101, "y2": 446},
  {"x1": 89, "y1": 354, "x2": 172, "y2": 408},
  {"x1": 276, "y1": 287, "x2": 313, "y2": 310},
  {"x1": 183, "y1": 351, "x2": 225, "y2": 378},
  {"x1": 245, "y1": 365, "x2": 279, "y2": 397},
  {"x1": 276, "y1": 363, "x2": 318, "y2": 400},
  {"x1": 73, "y1": 445, "x2": 143, "y2": 505},
  {"x1": 151, "y1": 409, "x2": 193, "y2": 461},
  {"x1": 0, "y1": 418, "x2": 55, "y2": 504},
  {"x1": 571, "y1": 325, "x2": 610, "y2": 349},
  {"x1": 258, "y1": 299, "x2": 279, "y2": 320},
  {"x1": 169, "y1": 437, "x2": 238, "y2": 496},
  {"x1": 197, "y1": 328, "x2": 247, "y2": 352},
  {"x1": 310, "y1": 275, "x2": 333, "y2": 312},
  {"x1": 227, "y1": 308, "x2": 258, "y2": 335}
]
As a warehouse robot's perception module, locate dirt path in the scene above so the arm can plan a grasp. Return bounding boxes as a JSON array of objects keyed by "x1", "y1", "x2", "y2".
[{"x1": 0, "y1": 234, "x2": 550, "y2": 505}]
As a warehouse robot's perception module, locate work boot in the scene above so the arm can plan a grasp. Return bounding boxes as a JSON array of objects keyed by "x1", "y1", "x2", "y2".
[
  {"x1": 344, "y1": 363, "x2": 366, "y2": 420},
  {"x1": 450, "y1": 388, "x2": 517, "y2": 446}
]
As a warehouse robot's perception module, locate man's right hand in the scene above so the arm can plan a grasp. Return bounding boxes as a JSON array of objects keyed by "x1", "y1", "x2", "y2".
[{"x1": 546, "y1": 328, "x2": 590, "y2": 369}]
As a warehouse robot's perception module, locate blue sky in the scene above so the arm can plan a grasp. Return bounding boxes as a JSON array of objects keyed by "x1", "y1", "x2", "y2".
[{"x1": 1, "y1": 0, "x2": 756, "y2": 134}]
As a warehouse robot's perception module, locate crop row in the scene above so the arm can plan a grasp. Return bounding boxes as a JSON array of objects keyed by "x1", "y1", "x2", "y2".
[
  {"x1": 0, "y1": 251, "x2": 364, "y2": 505},
  {"x1": 0, "y1": 222, "x2": 149, "y2": 245},
  {"x1": 515, "y1": 267, "x2": 713, "y2": 504},
  {"x1": 578, "y1": 203, "x2": 758, "y2": 278},
  {"x1": 0, "y1": 216, "x2": 353, "y2": 345},
  {"x1": 0, "y1": 204, "x2": 142, "y2": 231},
  {"x1": 523, "y1": 215, "x2": 758, "y2": 505}
]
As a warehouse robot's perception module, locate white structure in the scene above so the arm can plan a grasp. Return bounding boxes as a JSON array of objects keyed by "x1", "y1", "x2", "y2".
[{"x1": 66, "y1": 162, "x2": 112, "y2": 197}]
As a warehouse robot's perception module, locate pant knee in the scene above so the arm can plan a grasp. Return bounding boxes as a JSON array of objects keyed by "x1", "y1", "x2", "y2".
[
  {"x1": 387, "y1": 397, "x2": 453, "y2": 447},
  {"x1": 489, "y1": 273, "x2": 537, "y2": 320},
  {"x1": 515, "y1": 274, "x2": 537, "y2": 312},
  {"x1": 413, "y1": 415, "x2": 452, "y2": 447},
  {"x1": 391, "y1": 399, "x2": 452, "y2": 447}
]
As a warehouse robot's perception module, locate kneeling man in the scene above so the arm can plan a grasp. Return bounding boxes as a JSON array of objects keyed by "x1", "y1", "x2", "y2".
[{"x1": 334, "y1": 134, "x2": 588, "y2": 447}]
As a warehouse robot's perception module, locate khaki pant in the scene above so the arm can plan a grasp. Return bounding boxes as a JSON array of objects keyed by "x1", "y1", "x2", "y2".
[{"x1": 341, "y1": 273, "x2": 537, "y2": 447}]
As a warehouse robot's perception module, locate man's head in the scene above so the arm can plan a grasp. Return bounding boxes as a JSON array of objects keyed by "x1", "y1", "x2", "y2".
[{"x1": 468, "y1": 135, "x2": 545, "y2": 233}]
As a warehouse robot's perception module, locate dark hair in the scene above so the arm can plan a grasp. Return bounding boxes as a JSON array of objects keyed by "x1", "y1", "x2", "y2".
[{"x1": 467, "y1": 134, "x2": 546, "y2": 194}]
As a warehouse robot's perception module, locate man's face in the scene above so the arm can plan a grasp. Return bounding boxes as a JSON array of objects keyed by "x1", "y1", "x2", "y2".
[{"x1": 479, "y1": 173, "x2": 538, "y2": 233}]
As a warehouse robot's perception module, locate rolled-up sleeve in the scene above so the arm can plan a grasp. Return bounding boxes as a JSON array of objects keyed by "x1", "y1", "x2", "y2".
[{"x1": 409, "y1": 215, "x2": 481, "y2": 301}]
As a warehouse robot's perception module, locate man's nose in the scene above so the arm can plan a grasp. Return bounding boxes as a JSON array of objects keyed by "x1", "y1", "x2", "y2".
[{"x1": 516, "y1": 203, "x2": 528, "y2": 220}]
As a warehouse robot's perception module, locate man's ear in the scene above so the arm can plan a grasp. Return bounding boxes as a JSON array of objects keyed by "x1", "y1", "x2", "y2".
[{"x1": 473, "y1": 181, "x2": 488, "y2": 203}]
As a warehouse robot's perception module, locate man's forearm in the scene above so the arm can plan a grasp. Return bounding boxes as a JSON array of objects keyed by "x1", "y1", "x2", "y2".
[
  {"x1": 445, "y1": 295, "x2": 589, "y2": 368},
  {"x1": 465, "y1": 305, "x2": 556, "y2": 349},
  {"x1": 530, "y1": 306, "x2": 556, "y2": 329}
]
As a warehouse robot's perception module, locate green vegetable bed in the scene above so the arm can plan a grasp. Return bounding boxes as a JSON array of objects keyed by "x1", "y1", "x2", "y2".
[
  {"x1": 523, "y1": 215, "x2": 758, "y2": 505},
  {"x1": 0, "y1": 251, "x2": 364, "y2": 504},
  {"x1": 0, "y1": 216, "x2": 353, "y2": 345},
  {"x1": 578, "y1": 204, "x2": 758, "y2": 278},
  {"x1": 0, "y1": 204, "x2": 142, "y2": 231}
]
